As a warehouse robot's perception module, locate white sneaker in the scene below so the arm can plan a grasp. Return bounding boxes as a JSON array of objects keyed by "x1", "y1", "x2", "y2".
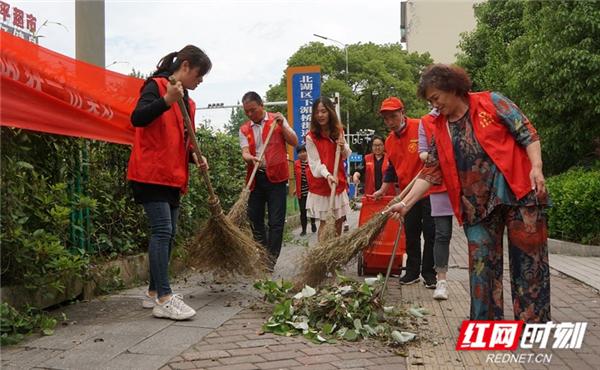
[
  {"x1": 142, "y1": 292, "x2": 156, "y2": 309},
  {"x1": 433, "y1": 280, "x2": 449, "y2": 300},
  {"x1": 152, "y1": 294, "x2": 196, "y2": 320}
]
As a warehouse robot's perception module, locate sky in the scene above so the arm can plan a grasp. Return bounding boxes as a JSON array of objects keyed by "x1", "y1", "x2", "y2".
[{"x1": 9, "y1": 0, "x2": 406, "y2": 130}]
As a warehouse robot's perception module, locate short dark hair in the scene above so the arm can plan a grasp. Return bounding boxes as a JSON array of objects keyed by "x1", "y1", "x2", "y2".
[
  {"x1": 418, "y1": 64, "x2": 472, "y2": 99},
  {"x1": 371, "y1": 135, "x2": 384, "y2": 145},
  {"x1": 296, "y1": 144, "x2": 306, "y2": 154},
  {"x1": 242, "y1": 91, "x2": 263, "y2": 105}
]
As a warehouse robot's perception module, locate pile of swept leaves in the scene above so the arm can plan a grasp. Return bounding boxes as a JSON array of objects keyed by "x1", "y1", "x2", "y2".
[{"x1": 254, "y1": 273, "x2": 428, "y2": 347}]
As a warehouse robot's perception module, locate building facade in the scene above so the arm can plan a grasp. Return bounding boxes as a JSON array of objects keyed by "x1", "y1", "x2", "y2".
[{"x1": 401, "y1": 0, "x2": 481, "y2": 63}]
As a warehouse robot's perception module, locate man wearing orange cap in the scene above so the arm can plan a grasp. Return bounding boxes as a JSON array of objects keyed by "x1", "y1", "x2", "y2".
[{"x1": 373, "y1": 97, "x2": 436, "y2": 288}]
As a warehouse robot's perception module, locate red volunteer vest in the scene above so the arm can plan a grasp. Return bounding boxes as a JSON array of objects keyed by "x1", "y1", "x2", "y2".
[
  {"x1": 294, "y1": 159, "x2": 311, "y2": 199},
  {"x1": 306, "y1": 131, "x2": 348, "y2": 196},
  {"x1": 127, "y1": 77, "x2": 195, "y2": 193},
  {"x1": 384, "y1": 118, "x2": 423, "y2": 191},
  {"x1": 434, "y1": 91, "x2": 534, "y2": 224},
  {"x1": 420, "y1": 113, "x2": 447, "y2": 195},
  {"x1": 364, "y1": 153, "x2": 396, "y2": 196},
  {"x1": 240, "y1": 113, "x2": 289, "y2": 190}
]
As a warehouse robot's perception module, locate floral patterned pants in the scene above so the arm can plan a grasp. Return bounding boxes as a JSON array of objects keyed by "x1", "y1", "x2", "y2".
[{"x1": 464, "y1": 205, "x2": 551, "y2": 322}]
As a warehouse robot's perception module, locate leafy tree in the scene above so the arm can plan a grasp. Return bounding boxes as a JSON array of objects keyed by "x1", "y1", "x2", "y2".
[
  {"x1": 266, "y1": 42, "x2": 432, "y2": 153},
  {"x1": 129, "y1": 68, "x2": 147, "y2": 79},
  {"x1": 458, "y1": 0, "x2": 600, "y2": 174},
  {"x1": 224, "y1": 104, "x2": 247, "y2": 136}
]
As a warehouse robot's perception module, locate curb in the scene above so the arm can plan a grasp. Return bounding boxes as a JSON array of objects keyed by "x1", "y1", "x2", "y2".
[{"x1": 548, "y1": 238, "x2": 600, "y2": 257}]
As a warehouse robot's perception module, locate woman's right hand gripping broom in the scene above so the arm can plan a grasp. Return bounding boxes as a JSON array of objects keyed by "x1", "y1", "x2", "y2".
[
  {"x1": 386, "y1": 178, "x2": 432, "y2": 221},
  {"x1": 192, "y1": 152, "x2": 209, "y2": 171}
]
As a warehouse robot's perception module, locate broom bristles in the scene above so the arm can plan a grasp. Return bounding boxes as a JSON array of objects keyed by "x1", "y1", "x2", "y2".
[
  {"x1": 296, "y1": 211, "x2": 390, "y2": 287},
  {"x1": 319, "y1": 213, "x2": 338, "y2": 243},
  {"x1": 227, "y1": 188, "x2": 251, "y2": 229},
  {"x1": 187, "y1": 212, "x2": 269, "y2": 278}
]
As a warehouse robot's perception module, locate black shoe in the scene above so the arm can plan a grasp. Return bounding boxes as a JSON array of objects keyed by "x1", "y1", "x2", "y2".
[
  {"x1": 300, "y1": 231, "x2": 307, "y2": 236},
  {"x1": 399, "y1": 274, "x2": 420, "y2": 285},
  {"x1": 311, "y1": 224, "x2": 317, "y2": 233},
  {"x1": 423, "y1": 276, "x2": 437, "y2": 289}
]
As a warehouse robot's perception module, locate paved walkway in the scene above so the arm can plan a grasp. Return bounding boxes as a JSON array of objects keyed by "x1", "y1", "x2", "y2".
[{"x1": 2, "y1": 211, "x2": 599, "y2": 369}]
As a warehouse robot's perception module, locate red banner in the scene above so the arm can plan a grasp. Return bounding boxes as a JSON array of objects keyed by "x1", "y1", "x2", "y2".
[{"x1": 0, "y1": 30, "x2": 141, "y2": 145}]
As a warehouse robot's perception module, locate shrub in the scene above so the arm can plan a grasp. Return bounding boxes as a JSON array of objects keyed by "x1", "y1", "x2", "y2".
[
  {"x1": 0, "y1": 155, "x2": 89, "y2": 290},
  {"x1": 177, "y1": 126, "x2": 246, "y2": 241},
  {"x1": 0, "y1": 303, "x2": 58, "y2": 345},
  {"x1": 0, "y1": 126, "x2": 249, "y2": 289},
  {"x1": 546, "y1": 165, "x2": 600, "y2": 245}
]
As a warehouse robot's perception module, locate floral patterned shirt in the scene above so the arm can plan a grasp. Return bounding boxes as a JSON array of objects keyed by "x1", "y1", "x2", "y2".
[{"x1": 422, "y1": 92, "x2": 544, "y2": 225}]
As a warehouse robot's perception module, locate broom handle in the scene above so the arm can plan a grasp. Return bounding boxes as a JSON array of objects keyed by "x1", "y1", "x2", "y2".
[
  {"x1": 382, "y1": 169, "x2": 424, "y2": 213},
  {"x1": 168, "y1": 76, "x2": 216, "y2": 199},
  {"x1": 379, "y1": 170, "x2": 421, "y2": 299},
  {"x1": 381, "y1": 223, "x2": 403, "y2": 299},
  {"x1": 245, "y1": 118, "x2": 280, "y2": 190},
  {"x1": 328, "y1": 140, "x2": 342, "y2": 212}
]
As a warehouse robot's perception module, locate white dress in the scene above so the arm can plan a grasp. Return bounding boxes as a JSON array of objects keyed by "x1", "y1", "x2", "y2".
[{"x1": 305, "y1": 134, "x2": 352, "y2": 221}]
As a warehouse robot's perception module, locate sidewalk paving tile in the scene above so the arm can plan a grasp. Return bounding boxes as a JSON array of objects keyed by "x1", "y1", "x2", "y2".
[{"x1": 128, "y1": 326, "x2": 212, "y2": 356}]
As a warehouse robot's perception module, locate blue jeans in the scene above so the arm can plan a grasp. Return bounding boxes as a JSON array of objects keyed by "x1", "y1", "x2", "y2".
[
  {"x1": 247, "y1": 172, "x2": 287, "y2": 262},
  {"x1": 143, "y1": 202, "x2": 179, "y2": 299}
]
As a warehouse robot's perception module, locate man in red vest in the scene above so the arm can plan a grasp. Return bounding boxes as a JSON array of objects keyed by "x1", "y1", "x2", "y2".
[
  {"x1": 352, "y1": 135, "x2": 396, "y2": 196},
  {"x1": 373, "y1": 97, "x2": 436, "y2": 289},
  {"x1": 238, "y1": 92, "x2": 298, "y2": 269}
]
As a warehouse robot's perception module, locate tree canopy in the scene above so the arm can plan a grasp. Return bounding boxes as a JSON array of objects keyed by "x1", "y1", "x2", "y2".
[
  {"x1": 458, "y1": 0, "x2": 600, "y2": 175},
  {"x1": 265, "y1": 42, "x2": 432, "y2": 153}
]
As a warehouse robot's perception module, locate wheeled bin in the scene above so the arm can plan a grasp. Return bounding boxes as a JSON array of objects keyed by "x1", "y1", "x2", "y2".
[{"x1": 357, "y1": 196, "x2": 406, "y2": 276}]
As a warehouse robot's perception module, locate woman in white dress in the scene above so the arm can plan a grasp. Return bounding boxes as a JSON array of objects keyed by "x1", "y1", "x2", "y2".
[{"x1": 305, "y1": 96, "x2": 352, "y2": 242}]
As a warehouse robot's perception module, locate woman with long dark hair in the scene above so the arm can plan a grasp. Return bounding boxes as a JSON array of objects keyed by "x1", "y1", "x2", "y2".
[
  {"x1": 128, "y1": 45, "x2": 212, "y2": 320},
  {"x1": 305, "y1": 96, "x2": 351, "y2": 242}
]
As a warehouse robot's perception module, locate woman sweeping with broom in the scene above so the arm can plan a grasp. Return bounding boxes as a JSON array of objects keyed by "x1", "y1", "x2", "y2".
[
  {"x1": 387, "y1": 64, "x2": 550, "y2": 323},
  {"x1": 128, "y1": 45, "x2": 211, "y2": 320},
  {"x1": 305, "y1": 96, "x2": 351, "y2": 243}
]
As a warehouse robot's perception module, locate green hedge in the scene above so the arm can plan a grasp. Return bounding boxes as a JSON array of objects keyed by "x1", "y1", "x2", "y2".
[
  {"x1": 546, "y1": 165, "x2": 600, "y2": 245},
  {"x1": 0, "y1": 126, "x2": 247, "y2": 289}
]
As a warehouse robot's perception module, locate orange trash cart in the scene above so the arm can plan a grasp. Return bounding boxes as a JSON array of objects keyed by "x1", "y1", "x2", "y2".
[{"x1": 357, "y1": 196, "x2": 406, "y2": 276}]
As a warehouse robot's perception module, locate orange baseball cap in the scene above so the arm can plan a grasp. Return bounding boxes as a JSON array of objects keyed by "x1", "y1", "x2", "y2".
[{"x1": 379, "y1": 97, "x2": 404, "y2": 112}]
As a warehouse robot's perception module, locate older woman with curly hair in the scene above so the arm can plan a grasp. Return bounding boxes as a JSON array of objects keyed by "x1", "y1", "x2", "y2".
[{"x1": 388, "y1": 64, "x2": 551, "y2": 323}]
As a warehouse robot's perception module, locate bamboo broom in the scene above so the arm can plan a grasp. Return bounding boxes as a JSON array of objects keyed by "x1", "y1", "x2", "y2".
[
  {"x1": 318, "y1": 139, "x2": 342, "y2": 242},
  {"x1": 227, "y1": 119, "x2": 279, "y2": 228},
  {"x1": 296, "y1": 170, "x2": 422, "y2": 287},
  {"x1": 168, "y1": 76, "x2": 269, "y2": 277}
]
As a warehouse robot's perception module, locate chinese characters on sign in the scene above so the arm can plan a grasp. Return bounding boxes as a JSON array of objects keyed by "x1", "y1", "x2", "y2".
[
  {"x1": 0, "y1": 1, "x2": 37, "y2": 42},
  {"x1": 286, "y1": 66, "x2": 321, "y2": 159}
]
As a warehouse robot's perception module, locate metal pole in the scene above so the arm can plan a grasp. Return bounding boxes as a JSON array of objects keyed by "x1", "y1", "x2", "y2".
[
  {"x1": 344, "y1": 45, "x2": 350, "y2": 178},
  {"x1": 381, "y1": 225, "x2": 403, "y2": 300},
  {"x1": 314, "y1": 34, "x2": 351, "y2": 176},
  {"x1": 76, "y1": 0, "x2": 105, "y2": 253}
]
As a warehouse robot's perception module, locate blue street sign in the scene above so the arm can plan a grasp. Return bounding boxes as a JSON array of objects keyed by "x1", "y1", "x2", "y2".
[
  {"x1": 349, "y1": 153, "x2": 363, "y2": 163},
  {"x1": 287, "y1": 66, "x2": 321, "y2": 159}
]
